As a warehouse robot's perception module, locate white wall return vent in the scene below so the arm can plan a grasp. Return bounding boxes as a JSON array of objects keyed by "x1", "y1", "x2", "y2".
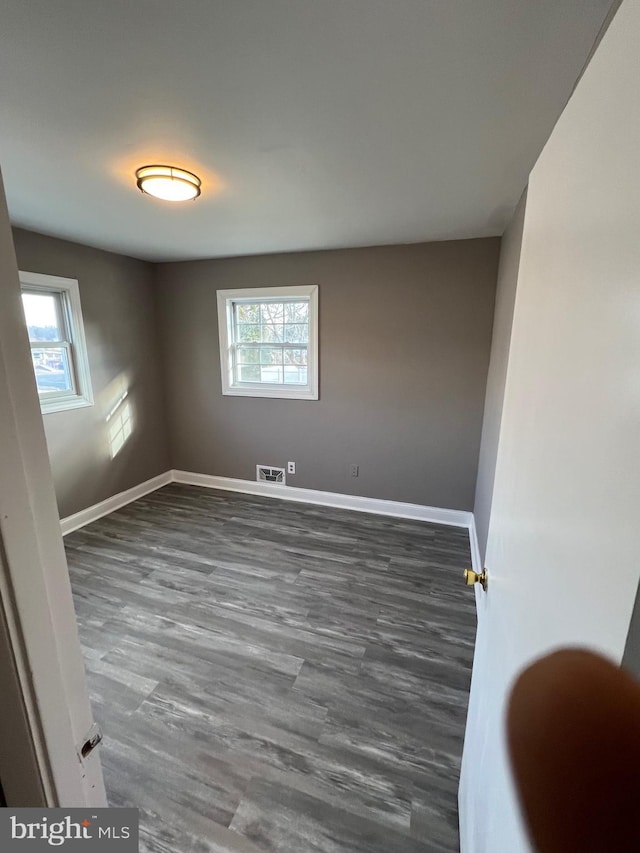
[{"x1": 256, "y1": 465, "x2": 286, "y2": 485}]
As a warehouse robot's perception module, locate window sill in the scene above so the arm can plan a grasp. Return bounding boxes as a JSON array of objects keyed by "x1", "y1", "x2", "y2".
[
  {"x1": 40, "y1": 396, "x2": 94, "y2": 415},
  {"x1": 222, "y1": 385, "x2": 318, "y2": 401}
]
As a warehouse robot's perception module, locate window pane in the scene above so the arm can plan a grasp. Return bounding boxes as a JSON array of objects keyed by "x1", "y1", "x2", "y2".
[
  {"x1": 284, "y1": 348, "x2": 307, "y2": 365},
  {"x1": 259, "y1": 302, "x2": 284, "y2": 344},
  {"x1": 22, "y1": 292, "x2": 64, "y2": 342},
  {"x1": 284, "y1": 323, "x2": 308, "y2": 343},
  {"x1": 260, "y1": 347, "x2": 283, "y2": 365},
  {"x1": 262, "y1": 323, "x2": 284, "y2": 343},
  {"x1": 233, "y1": 301, "x2": 309, "y2": 350},
  {"x1": 284, "y1": 366, "x2": 308, "y2": 384},
  {"x1": 260, "y1": 303, "x2": 284, "y2": 324},
  {"x1": 238, "y1": 364, "x2": 261, "y2": 382},
  {"x1": 236, "y1": 304, "x2": 260, "y2": 323},
  {"x1": 284, "y1": 302, "x2": 309, "y2": 323},
  {"x1": 260, "y1": 365, "x2": 283, "y2": 383},
  {"x1": 237, "y1": 324, "x2": 261, "y2": 342},
  {"x1": 30, "y1": 346, "x2": 73, "y2": 394},
  {"x1": 236, "y1": 346, "x2": 260, "y2": 364}
]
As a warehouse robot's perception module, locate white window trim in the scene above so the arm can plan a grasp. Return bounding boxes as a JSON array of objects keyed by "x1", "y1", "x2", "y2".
[
  {"x1": 19, "y1": 271, "x2": 94, "y2": 415},
  {"x1": 217, "y1": 284, "x2": 319, "y2": 400}
]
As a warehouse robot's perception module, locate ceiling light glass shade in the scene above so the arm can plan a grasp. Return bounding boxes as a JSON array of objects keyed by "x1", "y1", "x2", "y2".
[{"x1": 135, "y1": 165, "x2": 201, "y2": 201}]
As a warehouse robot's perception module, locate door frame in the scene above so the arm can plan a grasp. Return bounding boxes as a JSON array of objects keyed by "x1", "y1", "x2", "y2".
[{"x1": 0, "y1": 171, "x2": 106, "y2": 806}]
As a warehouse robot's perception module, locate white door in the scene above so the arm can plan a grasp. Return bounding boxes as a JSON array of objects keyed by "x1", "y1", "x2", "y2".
[
  {"x1": 459, "y1": 1, "x2": 640, "y2": 851},
  {"x1": 0, "y1": 168, "x2": 106, "y2": 806}
]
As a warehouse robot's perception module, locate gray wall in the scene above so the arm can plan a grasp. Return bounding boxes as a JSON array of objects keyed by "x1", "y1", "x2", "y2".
[
  {"x1": 473, "y1": 192, "x2": 527, "y2": 558},
  {"x1": 156, "y1": 239, "x2": 499, "y2": 511},
  {"x1": 11, "y1": 228, "x2": 170, "y2": 519}
]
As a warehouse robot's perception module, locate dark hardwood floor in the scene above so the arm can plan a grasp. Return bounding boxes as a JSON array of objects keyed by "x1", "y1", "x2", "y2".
[{"x1": 65, "y1": 484, "x2": 476, "y2": 852}]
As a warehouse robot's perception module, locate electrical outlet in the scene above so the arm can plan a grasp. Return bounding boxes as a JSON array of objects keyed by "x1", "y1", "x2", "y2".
[
  {"x1": 287, "y1": 461, "x2": 296, "y2": 475},
  {"x1": 350, "y1": 464, "x2": 359, "y2": 478}
]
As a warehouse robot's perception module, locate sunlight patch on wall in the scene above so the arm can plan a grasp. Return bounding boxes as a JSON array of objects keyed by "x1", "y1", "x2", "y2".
[{"x1": 106, "y1": 389, "x2": 134, "y2": 459}]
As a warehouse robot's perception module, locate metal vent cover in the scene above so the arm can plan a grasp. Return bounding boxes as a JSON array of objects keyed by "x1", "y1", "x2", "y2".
[{"x1": 256, "y1": 465, "x2": 286, "y2": 485}]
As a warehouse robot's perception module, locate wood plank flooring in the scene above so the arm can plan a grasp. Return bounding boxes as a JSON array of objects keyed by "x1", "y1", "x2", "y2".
[{"x1": 65, "y1": 484, "x2": 476, "y2": 853}]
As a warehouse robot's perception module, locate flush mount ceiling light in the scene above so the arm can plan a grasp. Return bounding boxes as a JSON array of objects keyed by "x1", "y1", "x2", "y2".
[{"x1": 135, "y1": 165, "x2": 201, "y2": 202}]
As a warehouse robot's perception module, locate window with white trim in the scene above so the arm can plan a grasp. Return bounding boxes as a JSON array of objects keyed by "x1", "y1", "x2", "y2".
[
  {"x1": 217, "y1": 285, "x2": 318, "y2": 400},
  {"x1": 20, "y1": 271, "x2": 93, "y2": 414}
]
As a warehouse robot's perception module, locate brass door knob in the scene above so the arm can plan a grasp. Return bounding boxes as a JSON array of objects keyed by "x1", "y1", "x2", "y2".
[{"x1": 464, "y1": 568, "x2": 488, "y2": 591}]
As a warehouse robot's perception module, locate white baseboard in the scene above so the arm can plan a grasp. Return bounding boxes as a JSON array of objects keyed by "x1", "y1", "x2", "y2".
[
  {"x1": 171, "y1": 470, "x2": 473, "y2": 528},
  {"x1": 61, "y1": 469, "x2": 479, "y2": 566},
  {"x1": 60, "y1": 471, "x2": 173, "y2": 536}
]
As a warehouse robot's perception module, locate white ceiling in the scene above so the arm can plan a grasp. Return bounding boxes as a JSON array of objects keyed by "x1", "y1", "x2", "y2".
[{"x1": 0, "y1": 0, "x2": 612, "y2": 261}]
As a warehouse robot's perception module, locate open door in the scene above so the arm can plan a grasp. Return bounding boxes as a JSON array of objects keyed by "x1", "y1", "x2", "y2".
[
  {"x1": 0, "y1": 168, "x2": 106, "y2": 806},
  {"x1": 459, "y1": 1, "x2": 640, "y2": 850}
]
